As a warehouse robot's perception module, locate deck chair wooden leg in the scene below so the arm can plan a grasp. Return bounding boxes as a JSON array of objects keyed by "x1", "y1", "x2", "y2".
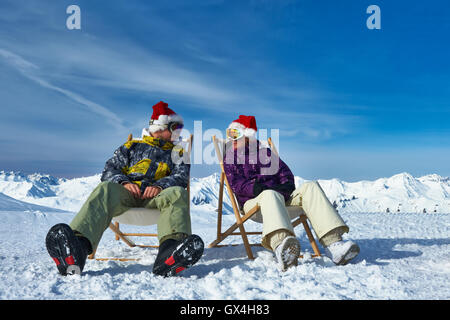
[
  {"x1": 88, "y1": 223, "x2": 137, "y2": 260},
  {"x1": 211, "y1": 224, "x2": 255, "y2": 259},
  {"x1": 238, "y1": 224, "x2": 254, "y2": 259},
  {"x1": 208, "y1": 220, "x2": 241, "y2": 248},
  {"x1": 114, "y1": 222, "x2": 120, "y2": 241},
  {"x1": 210, "y1": 222, "x2": 255, "y2": 259},
  {"x1": 216, "y1": 172, "x2": 225, "y2": 240},
  {"x1": 300, "y1": 217, "x2": 321, "y2": 257},
  {"x1": 88, "y1": 249, "x2": 97, "y2": 260},
  {"x1": 108, "y1": 222, "x2": 136, "y2": 248}
]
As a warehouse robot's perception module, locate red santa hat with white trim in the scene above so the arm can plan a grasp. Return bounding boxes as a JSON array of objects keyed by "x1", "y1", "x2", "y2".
[
  {"x1": 144, "y1": 101, "x2": 184, "y2": 135},
  {"x1": 228, "y1": 115, "x2": 257, "y2": 138}
]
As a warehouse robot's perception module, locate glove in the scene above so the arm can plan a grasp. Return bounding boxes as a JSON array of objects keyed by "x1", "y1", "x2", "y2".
[
  {"x1": 271, "y1": 183, "x2": 295, "y2": 195},
  {"x1": 253, "y1": 181, "x2": 266, "y2": 197}
]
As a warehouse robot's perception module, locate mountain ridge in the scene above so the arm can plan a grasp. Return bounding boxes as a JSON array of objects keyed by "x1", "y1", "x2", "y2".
[{"x1": 0, "y1": 170, "x2": 449, "y2": 214}]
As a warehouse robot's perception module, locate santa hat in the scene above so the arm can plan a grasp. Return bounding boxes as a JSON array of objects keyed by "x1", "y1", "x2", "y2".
[
  {"x1": 227, "y1": 115, "x2": 257, "y2": 138},
  {"x1": 147, "y1": 101, "x2": 183, "y2": 134}
]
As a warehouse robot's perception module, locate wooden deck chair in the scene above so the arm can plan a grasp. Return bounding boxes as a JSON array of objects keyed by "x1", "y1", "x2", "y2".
[
  {"x1": 207, "y1": 135, "x2": 321, "y2": 260},
  {"x1": 88, "y1": 133, "x2": 193, "y2": 261}
]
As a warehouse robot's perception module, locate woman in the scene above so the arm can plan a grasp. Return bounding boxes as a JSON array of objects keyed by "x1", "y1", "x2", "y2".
[{"x1": 223, "y1": 115, "x2": 360, "y2": 271}]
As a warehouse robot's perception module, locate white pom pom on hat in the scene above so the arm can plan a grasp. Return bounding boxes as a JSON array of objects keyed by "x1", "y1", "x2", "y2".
[
  {"x1": 147, "y1": 101, "x2": 183, "y2": 134},
  {"x1": 227, "y1": 115, "x2": 258, "y2": 138}
]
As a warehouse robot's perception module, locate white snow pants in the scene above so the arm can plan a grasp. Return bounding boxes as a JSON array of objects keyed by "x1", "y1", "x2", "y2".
[{"x1": 243, "y1": 181, "x2": 349, "y2": 251}]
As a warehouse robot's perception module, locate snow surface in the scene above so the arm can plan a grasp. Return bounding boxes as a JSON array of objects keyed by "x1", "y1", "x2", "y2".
[{"x1": 0, "y1": 171, "x2": 449, "y2": 300}]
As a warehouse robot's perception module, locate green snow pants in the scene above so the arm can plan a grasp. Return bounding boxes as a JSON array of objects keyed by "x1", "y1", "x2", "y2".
[{"x1": 69, "y1": 181, "x2": 191, "y2": 250}]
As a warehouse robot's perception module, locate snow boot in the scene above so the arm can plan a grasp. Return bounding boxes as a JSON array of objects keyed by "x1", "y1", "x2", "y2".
[
  {"x1": 152, "y1": 234, "x2": 204, "y2": 277},
  {"x1": 45, "y1": 223, "x2": 90, "y2": 276},
  {"x1": 274, "y1": 236, "x2": 300, "y2": 271},
  {"x1": 324, "y1": 240, "x2": 360, "y2": 265}
]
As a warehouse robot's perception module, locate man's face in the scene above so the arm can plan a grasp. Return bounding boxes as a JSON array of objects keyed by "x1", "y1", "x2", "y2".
[
  {"x1": 152, "y1": 129, "x2": 172, "y2": 141},
  {"x1": 161, "y1": 129, "x2": 173, "y2": 141}
]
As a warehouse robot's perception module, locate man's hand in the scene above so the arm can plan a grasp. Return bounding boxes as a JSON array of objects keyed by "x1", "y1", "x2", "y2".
[
  {"x1": 142, "y1": 186, "x2": 162, "y2": 199},
  {"x1": 123, "y1": 182, "x2": 141, "y2": 198}
]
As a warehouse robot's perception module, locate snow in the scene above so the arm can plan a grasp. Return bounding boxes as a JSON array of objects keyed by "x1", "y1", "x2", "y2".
[
  {"x1": 0, "y1": 192, "x2": 63, "y2": 212},
  {"x1": 2, "y1": 170, "x2": 450, "y2": 215},
  {"x1": 0, "y1": 171, "x2": 449, "y2": 300}
]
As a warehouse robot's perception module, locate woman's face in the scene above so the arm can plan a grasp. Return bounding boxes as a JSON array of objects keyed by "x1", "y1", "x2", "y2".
[{"x1": 233, "y1": 137, "x2": 247, "y2": 150}]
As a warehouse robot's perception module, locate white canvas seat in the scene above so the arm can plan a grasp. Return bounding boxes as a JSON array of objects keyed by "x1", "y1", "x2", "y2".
[{"x1": 113, "y1": 208, "x2": 160, "y2": 226}]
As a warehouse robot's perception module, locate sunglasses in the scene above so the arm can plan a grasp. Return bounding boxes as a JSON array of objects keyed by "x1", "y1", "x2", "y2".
[{"x1": 226, "y1": 128, "x2": 244, "y2": 140}]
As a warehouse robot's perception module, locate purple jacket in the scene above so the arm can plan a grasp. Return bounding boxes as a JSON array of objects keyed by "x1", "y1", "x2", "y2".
[{"x1": 223, "y1": 141, "x2": 295, "y2": 208}]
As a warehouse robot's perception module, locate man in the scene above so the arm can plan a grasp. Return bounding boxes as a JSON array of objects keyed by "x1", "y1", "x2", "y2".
[
  {"x1": 45, "y1": 101, "x2": 204, "y2": 277},
  {"x1": 223, "y1": 115, "x2": 360, "y2": 271}
]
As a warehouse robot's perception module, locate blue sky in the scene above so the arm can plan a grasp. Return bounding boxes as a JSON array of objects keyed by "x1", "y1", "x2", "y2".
[{"x1": 0, "y1": 0, "x2": 449, "y2": 181}]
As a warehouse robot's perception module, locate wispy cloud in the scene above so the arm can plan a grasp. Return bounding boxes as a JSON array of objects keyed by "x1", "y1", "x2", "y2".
[
  {"x1": 0, "y1": 48, "x2": 126, "y2": 131},
  {"x1": 38, "y1": 40, "x2": 243, "y2": 110}
]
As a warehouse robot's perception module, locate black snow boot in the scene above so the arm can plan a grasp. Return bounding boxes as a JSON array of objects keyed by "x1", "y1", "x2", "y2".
[
  {"x1": 45, "y1": 223, "x2": 91, "y2": 276},
  {"x1": 152, "y1": 234, "x2": 204, "y2": 277}
]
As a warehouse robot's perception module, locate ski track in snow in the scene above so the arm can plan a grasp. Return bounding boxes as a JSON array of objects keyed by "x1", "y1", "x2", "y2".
[{"x1": 0, "y1": 209, "x2": 449, "y2": 300}]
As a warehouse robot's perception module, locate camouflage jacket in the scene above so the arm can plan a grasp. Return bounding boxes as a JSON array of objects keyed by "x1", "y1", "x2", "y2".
[{"x1": 101, "y1": 136, "x2": 189, "y2": 192}]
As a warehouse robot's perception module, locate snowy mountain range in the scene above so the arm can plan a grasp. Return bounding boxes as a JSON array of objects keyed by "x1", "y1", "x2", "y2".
[{"x1": 1, "y1": 170, "x2": 449, "y2": 214}]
